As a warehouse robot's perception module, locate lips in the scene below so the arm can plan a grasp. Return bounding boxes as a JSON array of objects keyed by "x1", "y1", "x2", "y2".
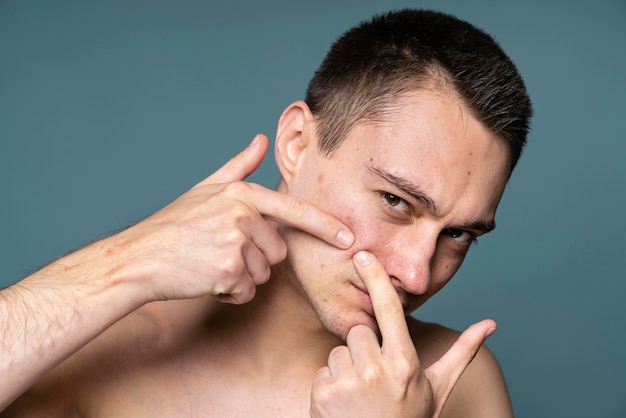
[
  {"x1": 353, "y1": 282, "x2": 414, "y2": 316},
  {"x1": 354, "y1": 285, "x2": 375, "y2": 317}
]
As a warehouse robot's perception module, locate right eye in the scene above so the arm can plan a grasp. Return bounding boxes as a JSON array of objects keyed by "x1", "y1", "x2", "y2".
[
  {"x1": 383, "y1": 193, "x2": 404, "y2": 207},
  {"x1": 380, "y1": 192, "x2": 411, "y2": 218}
]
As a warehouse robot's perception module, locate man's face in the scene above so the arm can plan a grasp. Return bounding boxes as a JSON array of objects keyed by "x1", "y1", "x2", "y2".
[{"x1": 279, "y1": 89, "x2": 511, "y2": 340}]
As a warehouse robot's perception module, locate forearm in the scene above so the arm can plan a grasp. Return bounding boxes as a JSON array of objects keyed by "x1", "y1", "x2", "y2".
[{"x1": 0, "y1": 237, "x2": 146, "y2": 409}]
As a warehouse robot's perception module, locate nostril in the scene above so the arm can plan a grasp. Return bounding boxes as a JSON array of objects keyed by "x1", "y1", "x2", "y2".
[
  {"x1": 390, "y1": 273, "x2": 430, "y2": 296},
  {"x1": 389, "y1": 276, "x2": 403, "y2": 288}
]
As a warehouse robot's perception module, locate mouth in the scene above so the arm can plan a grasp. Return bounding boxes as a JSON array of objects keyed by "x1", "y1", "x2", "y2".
[
  {"x1": 353, "y1": 282, "x2": 415, "y2": 317},
  {"x1": 353, "y1": 284, "x2": 375, "y2": 317}
]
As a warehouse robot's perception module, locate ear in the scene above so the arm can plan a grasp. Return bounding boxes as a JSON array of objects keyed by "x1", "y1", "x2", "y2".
[{"x1": 274, "y1": 100, "x2": 315, "y2": 186}]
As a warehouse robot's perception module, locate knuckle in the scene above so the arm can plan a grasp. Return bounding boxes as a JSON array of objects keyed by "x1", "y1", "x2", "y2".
[
  {"x1": 391, "y1": 354, "x2": 418, "y2": 382},
  {"x1": 267, "y1": 240, "x2": 288, "y2": 265},
  {"x1": 360, "y1": 363, "x2": 384, "y2": 385},
  {"x1": 222, "y1": 181, "x2": 252, "y2": 196},
  {"x1": 253, "y1": 262, "x2": 272, "y2": 284},
  {"x1": 230, "y1": 283, "x2": 256, "y2": 304},
  {"x1": 222, "y1": 228, "x2": 248, "y2": 247},
  {"x1": 217, "y1": 254, "x2": 246, "y2": 278},
  {"x1": 311, "y1": 381, "x2": 333, "y2": 405},
  {"x1": 322, "y1": 216, "x2": 336, "y2": 236},
  {"x1": 380, "y1": 301, "x2": 404, "y2": 318},
  {"x1": 227, "y1": 204, "x2": 253, "y2": 224},
  {"x1": 211, "y1": 277, "x2": 235, "y2": 295},
  {"x1": 287, "y1": 197, "x2": 306, "y2": 218}
]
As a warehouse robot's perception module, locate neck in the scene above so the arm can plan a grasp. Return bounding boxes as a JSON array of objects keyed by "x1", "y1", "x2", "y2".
[{"x1": 199, "y1": 264, "x2": 342, "y2": 376}]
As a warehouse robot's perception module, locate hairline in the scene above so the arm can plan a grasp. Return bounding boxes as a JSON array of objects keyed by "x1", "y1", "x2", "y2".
[{"x1": 311, "y1": 74, "x2": 511, "y2": 169}]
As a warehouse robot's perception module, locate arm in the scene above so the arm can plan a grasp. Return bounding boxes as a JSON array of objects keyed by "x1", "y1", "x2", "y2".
[
  {"x1": 0, "y1": 134, "x2": 355, "y2": 410},
  {"x1": 0, "y1": 239, "x2": 145, "y2": 410}
]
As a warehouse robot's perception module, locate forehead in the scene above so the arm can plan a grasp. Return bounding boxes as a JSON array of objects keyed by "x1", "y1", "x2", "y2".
[
  {"x1": 334, "y1": 89, "x2": 511, "y2": 216},
  {"x1": 345, "y1": 89, "x2": 506, "y2": 155}
]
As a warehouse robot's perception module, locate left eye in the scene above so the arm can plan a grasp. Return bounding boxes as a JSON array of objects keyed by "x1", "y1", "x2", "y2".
[{"x1": 445, "y1": 228, "x2": 475, "y2": 243}]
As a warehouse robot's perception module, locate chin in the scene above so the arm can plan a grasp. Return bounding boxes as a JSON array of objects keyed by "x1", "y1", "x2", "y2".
[{"x1": 316, "y1": 307, "x2": 381, "y2": 342}]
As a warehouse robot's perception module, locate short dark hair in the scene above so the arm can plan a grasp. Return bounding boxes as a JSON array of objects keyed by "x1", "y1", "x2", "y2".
[{"x1": 305, "y1": 9, "x2": 533, "y2": 173}]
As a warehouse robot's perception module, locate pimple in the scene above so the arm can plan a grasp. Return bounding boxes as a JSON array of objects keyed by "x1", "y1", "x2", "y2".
[{"x1": 318, "y1": 173, "x2": 324, "y2": 183}]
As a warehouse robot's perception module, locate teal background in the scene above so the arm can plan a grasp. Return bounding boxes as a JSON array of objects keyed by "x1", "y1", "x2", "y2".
[{"x1": 1, "y1": 1, "x2": 624, "y2": 416}]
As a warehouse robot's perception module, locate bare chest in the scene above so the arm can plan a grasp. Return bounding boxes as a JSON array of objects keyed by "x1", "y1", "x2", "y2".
[
  {"x1": 87, "y1": 385, "x2": 311, "y2": 417},
  {"x1": 81, "y1": 360, "x2": 314, "y2": 417}
]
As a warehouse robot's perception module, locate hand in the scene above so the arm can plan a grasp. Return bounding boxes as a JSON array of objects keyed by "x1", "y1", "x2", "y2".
[
  {"x1": 310, "y1": 251, "x2": 496, "y2": 418},
  {"x1": 109, "y1": 134, "x2": 355, "y2": 304}
]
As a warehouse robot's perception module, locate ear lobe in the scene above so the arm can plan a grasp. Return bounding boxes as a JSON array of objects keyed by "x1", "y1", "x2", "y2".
[{"x1": 275, "y1": 101, "x2": 314, "y2": 185}]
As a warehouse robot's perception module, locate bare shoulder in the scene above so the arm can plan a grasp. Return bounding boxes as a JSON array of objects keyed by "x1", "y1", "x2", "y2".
[
  {"x1": 406, "y1": 317, "x2": 462, "y2": 367},
  {"x1": 407, "y1": 317, "x2": 514, "y2": 418}
]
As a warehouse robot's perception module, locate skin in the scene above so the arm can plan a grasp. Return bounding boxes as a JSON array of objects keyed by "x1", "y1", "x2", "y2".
[
  {"x1": 277, "y1": 90, "x2": 512, "y2": 416},
  {"x1": 1, "y1": 89, "x2": 514, "y2": 417},
  {"x1": 0, "y1": 135, "x2": 354, "y2": 412},
  {"x1": 276, "y1": 91, "x2": 509, "y2": 335}
]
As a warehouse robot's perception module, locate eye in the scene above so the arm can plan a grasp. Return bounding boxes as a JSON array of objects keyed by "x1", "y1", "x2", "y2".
[
  {"x1": 383, "y1": 193, "x2": 404, "y2": 207},
  {"x1": 380, "y1": 192, "x2": 411, "y2": 217},
  {"x1": 445, "y1": 228, "x2": 476, "y2": 244}
]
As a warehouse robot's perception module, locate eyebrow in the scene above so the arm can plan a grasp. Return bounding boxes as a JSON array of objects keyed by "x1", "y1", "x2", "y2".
[
  {"x1": 366, "y1": 164, "x2": 496, "y2": 234},
  {"x1": 367, "y1": 165, "x2": 440, "y2": 216}
]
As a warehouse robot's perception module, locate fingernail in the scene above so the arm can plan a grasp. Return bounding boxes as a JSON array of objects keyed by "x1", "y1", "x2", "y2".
[
  {"x1": 249, "y1": 134, "x2": 261, "y2": 147},
  {"x1": 485, "y1": 327, "x2": 497, "y2": 339},
  {"x1": 354, "y1": 251, "x2": 372, "y2": 266},
  {"x1": 336, "y1": 230, "x2": 355, "y2": 247}
]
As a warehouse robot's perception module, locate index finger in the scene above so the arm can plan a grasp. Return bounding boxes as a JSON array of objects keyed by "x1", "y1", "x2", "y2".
[
  {"x1": 247, "y1": 184, "x2": 355, "y2": 250},
  {"x1": 200, "y1": 134, "x2": 269, "y2": 186},
  {"x1": 352, "y1": 250, "x2": 413, "y2": 354}
]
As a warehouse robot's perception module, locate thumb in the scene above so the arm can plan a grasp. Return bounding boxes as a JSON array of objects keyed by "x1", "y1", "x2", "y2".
[{"x1": 201, "y1": 134, "x2": 269, "y2": 185}]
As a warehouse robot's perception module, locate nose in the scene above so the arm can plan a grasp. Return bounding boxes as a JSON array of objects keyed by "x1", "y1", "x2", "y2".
[{"x1": 383, "y1": 228, "x2": 438, "y2": 296}]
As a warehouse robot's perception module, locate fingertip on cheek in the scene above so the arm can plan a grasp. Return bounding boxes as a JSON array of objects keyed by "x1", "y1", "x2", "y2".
[
  {"x1": 336, "y1": 229, "x2": 355, "y2": 247},
  {"x1": 354, "y1": 250, "x2": 373, "y2": 266}
]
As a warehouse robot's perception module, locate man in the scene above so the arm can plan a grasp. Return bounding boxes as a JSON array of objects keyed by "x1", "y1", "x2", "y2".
[{"x1": 1, "y1": 8, "x2": 532, "y2": 417}]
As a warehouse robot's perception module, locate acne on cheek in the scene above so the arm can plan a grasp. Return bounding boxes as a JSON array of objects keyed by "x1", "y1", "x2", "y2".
[
  {"x1": 323, "y1": 179, "x2": 381, "y2": 256},
  {"x1": 333, "y1": 210, "x2": 363, "y2": 257},
  {"x1": 340, "y1": 212, "x2": 383, "y2": 259}
]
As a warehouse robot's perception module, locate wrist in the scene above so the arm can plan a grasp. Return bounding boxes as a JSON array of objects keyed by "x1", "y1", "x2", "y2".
[
  {"x1": 90, "y1": 232, "x2": 158, "y2": 308},
  {"x1": 32, "y1": 233, "x2": 156, "y2": 314}
]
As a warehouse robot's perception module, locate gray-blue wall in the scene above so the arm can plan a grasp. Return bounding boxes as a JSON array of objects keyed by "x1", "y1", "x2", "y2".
[{"x1": 1, "y1": 1, "x2": 624, "y2": 416}]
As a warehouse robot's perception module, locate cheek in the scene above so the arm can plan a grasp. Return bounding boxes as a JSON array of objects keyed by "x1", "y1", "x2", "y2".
[
  {"x1": 431, "y1": 252, "x2": 465, "y2": 289},
  {"x1": 340, "y1": 209, "x2": 392, "y2": 260},
  {"x1": 295, "y1": 170, "x2": 388, "y2": 262}
]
